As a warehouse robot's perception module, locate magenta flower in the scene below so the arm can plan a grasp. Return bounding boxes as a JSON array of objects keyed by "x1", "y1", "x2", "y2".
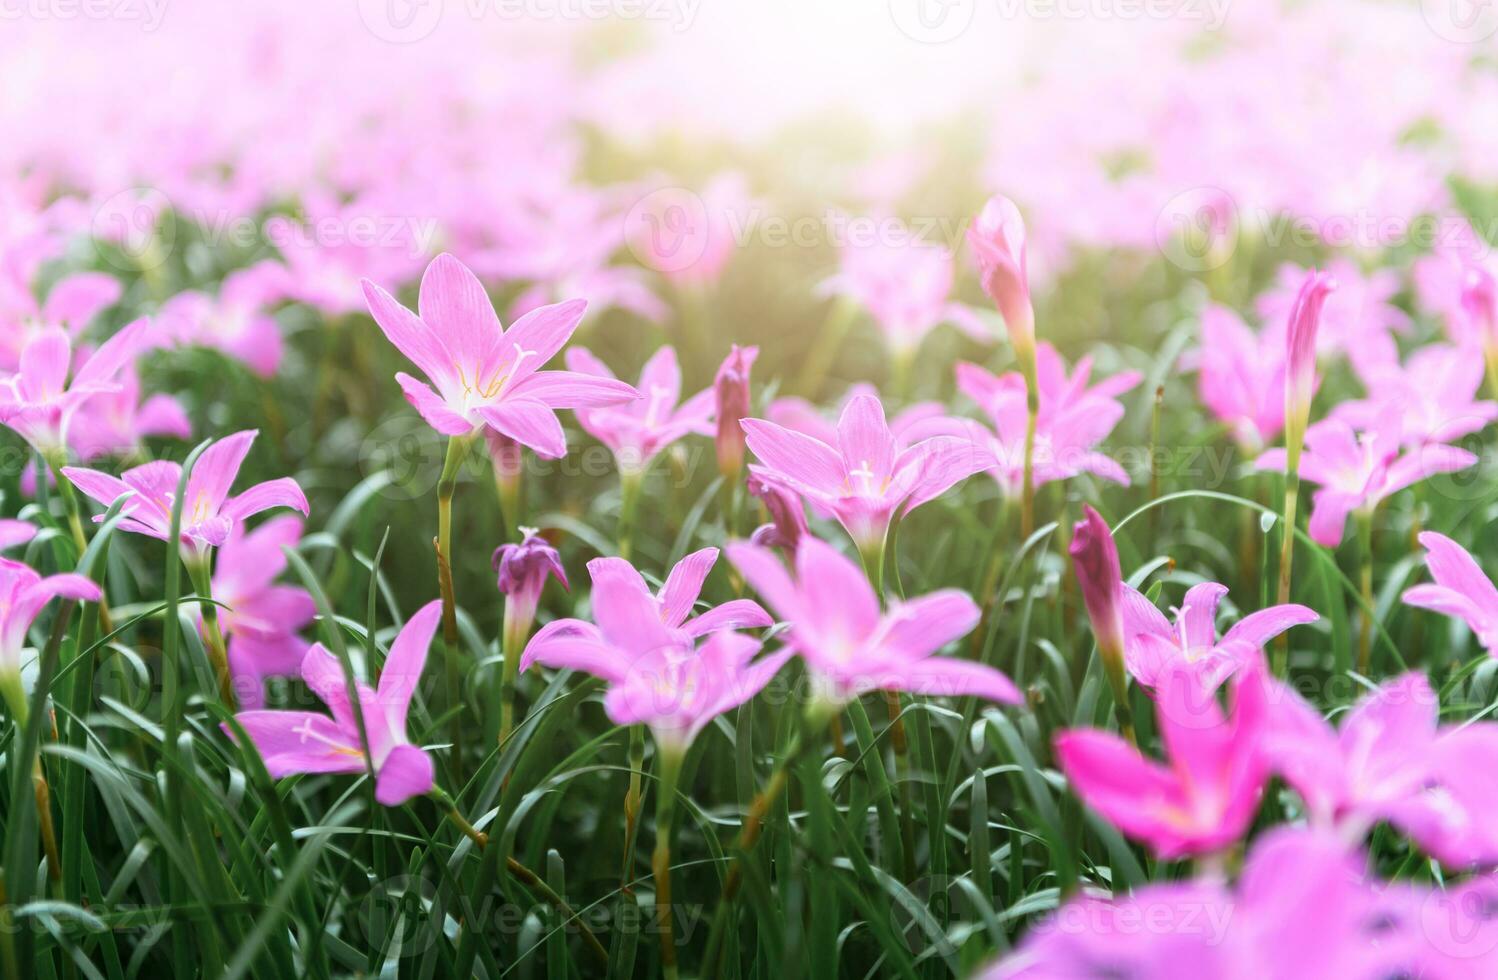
[
  {"x1": 1070, "y1": 505, "x2": 1126, "y2": 664},
  {"x1": 227, "y1": 601, "x2": 441, "y2": 807},
  {"x1": 1403, "y1": 531, "x2": 1498, "y2": 654},
  {"x1": 1120, "y1": 581, "x2": 1318, "y2": 694},
  {"x1": 741, "y1": 393, "x2": 992, "y2": 554},
  {"x1": 818, "y1": 231, "x2": 986, "y2": 355},
  {"x1": 747, "y1": 475, "x2": 807, "y2": 558},
  {"x1": 68, "y1": 363, "x2": 191, "y2": 461},
  {"x1": 210, "y1": 516, "x2": 316, "y2": 710},
  {"x1": 1333, "y1": 343, "x2": 1498, "y2": 448},
  {"x1": 1260, "y1": 672, "x2": 1437, "y2": 839},
  {"x1": 1256, "y1": 412, "x2": 1477, "y2": 547},
  {"x1": 64, "y1": 429, "x2": 309, "y2": 560},
  {"x1": 0, "y1": 270, "x2": 121, "y2": 372},
  {"x1": 0, "y1": 558, "x2": 101, "y2": 677},
  {"x1": 361, "y1": 253, "x2": 638, "y2": 458},
  {"x1": 522, "y1": 548, "x2": 771, "y2": 678},
  {"x1": 767, "y1": 384, "x2": 942, "y2": 450},
  {"x1": 916, "y1": 345, "x2": 1138, "y2": 498},
  {"x1": 564, "y1": 345, "x2": 714, "y2": 474},
  {"x1": 727, "y1": 536, "x2": 1020, "y2": 710},
  {"x1": 967, "y1": 194, "x2": 1034, "y2": 358},
  {"x1": 1054, "y1": 656, "x2": 1269, "y2": 859},
  {"x1": 1191, "y1": 303, "x2": 1289, "y2": 455},
  {"x1": 0, "y1": 521, "x2": 36, "y2": 552},
  {"x1": 158, "y1": 261, "x2": 287, "y2": 378},
  {"x1": 714, "y1": 344, "x2": 757, "y2": 481},
  {"x1": 0, "y1": 320, "x2": 149, "y2": 457},
  {"x1": 603, "y1": 630, "x2": 791, "y2": 754}
]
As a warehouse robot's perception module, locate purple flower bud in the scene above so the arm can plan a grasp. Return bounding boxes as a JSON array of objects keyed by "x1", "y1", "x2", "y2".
[
  {"x1": 493, "y1": 530, "x2": 568, "y2": 626},
  {"x1": 747, "y1": 475, "x2": 806, "y2": 556},
  {"x1": 714, "y1": 344, "x2": 758, "y2": 479},
  {"x1": 1069, "y1": 505, "x2": 1124, "y2": 660},
  {"x1": 1284, "y1": 269, "x2": 1337, "y2": 428},
  {"x1": 967, "y1": 195, "x2": 1034, "y2": 357}
]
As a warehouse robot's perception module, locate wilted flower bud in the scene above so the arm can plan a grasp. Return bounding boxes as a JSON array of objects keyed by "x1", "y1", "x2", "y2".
[
  {"x1": 714, "y1": 344, "x2": 758, "y2": 480},
  {"x1": 967, "y1": 195, "x2": 1034, "y2": 360},
  {"x1": 493, "y1": 528, "x2": 568, "y2": 628},
  {"x1": 1284, "y1": 269, "x2": 1337, "y2": 439},
  {"x1": 747, "y1": 475, "x2": 806, "y2": 557}
]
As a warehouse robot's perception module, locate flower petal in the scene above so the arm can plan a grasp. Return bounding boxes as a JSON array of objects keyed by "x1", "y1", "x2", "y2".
[{"x1": 475, "y1": 400, "x2": 566, "y2": 459}]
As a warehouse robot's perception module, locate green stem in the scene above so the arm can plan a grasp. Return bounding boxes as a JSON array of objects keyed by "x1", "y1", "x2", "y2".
[
  {"x1": 498, "y1": 604, "x2": 525, "y2": 746},
  {"x1": 618, "y1": 469, "x2": 643, "y2": 561},
  {"x1": 436, "y1": 435, "x2": 471, "y2": 772},
  {"x1": 652, "y1": 748, "x2": 684, "y2": 980},
  {"x1": 1019, "y1": 350, "x2": 1039, "y2": 538},
  {"x1": 794, "y1": 297, "x2": 857, "y2": 399},
  {"x1": 1356, "y1": 509, "x2": 1375, "y2": 676},
  {"x1": 186, "y1": 558, "x2": 235, "y2": 708},
  {"x1": 47, "y1": 458, "x2": 113, "y2": 636},
  {"x1": 1273, "y1": 466, "x2": 1301, "y2": 678}
]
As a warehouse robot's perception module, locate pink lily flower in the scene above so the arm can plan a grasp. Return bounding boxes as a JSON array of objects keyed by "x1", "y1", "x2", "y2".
[
  {"x1": 1120, "y1": 581, "x2": 1318, "y2": 694},
  {"x1": 818, "y1": 230, "x2": 987, "y2": 355},
  {"x1": 1403, "y1": 531, "x2": 1498, "y2": 654},
  {"x1": 741, "y1": 393, "x2": 993, "y2": 554},
  {"x1": 361, "y1": 253, "x2": 639, "y2": 458},
  {"x1": 767, "y1": 384, "x2": 943, "y2": 450},
  {"x1": 1333, "y1": 343, "x2": 1498, "y2": 447},
  {"x1": 0, "y1": 521, "x2": 36, "y2": 552},
  {"x1": 1190, "y1": 303, "x2": 1290, "y2": 455},
  {"x1": 64, "y1": 429, "x2": 309, "y2": 560},
  {"x1": 0, "y1": 320, "x2": 150, "y2": 458},
  {"x1": 521, "y1": 548, "x2": 772, "y2": 676},
  {"x1": 603, "y1": 630, "x2": 791, "y2": 754},
  {"x1": 714, "y1": 345, "x2": 757, "y2": 482},
  {"x1": 564, "y1": 345, "x2": 714, "y2": 473},
  {"x1": 726, "y1": 535, "x2": 1021, "y2": 710},
  {"x1": 1256, "y1": 410, "x2": 1477, "y2": 547},
  {"x1": 0, "y1": 557, "x2": 101, "y2": 719},
  {"x1": 157, "y1": 261, "x2": 287, "y2": 378},
  {"x1": 913, "y1": 345, "x2": 1139, "y2": 498},
  {"x1": 227, "y1": 601, "x2": 441, "y2": 807},
  {"x1": 967, "y1": 194, "x2": 1034, "y2": 359},
  {"x1": 1054, "y1": 656, "x2": 1270, "y2": 859},
  {"x1": 1260, "y1": 672, "x2": 1437, "y2": 838},
  {"x1": 68, "y1": 363, "x2": 192, "y2": 461},
  {"x1": 209, "y1": 516, "x2": 316, "y2": 710},
  {"x1": 0, "y1": 269, "x2": 122, "y2": 371}
]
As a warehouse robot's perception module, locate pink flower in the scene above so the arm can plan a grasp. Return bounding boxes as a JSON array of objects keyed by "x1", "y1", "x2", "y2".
[
  {"x1": 1460, "y1": 265, "x2": 1498, "y2": 351},
  {"x1": 741, "y1": 393, "x2": 992, "y2": 553},
  {"x1": 0, "y1": 270, "x2": 122, "y2": 372},
  {"x1": 227, "y1": 601, "x2": 441, "y2": 807},
  {"x1": 0, "y1": 521, "x2": 36, "y2": 552},
  {"x1": 967, "y1": 194, "x2": 1034, "y2": 358},
  {"x1": 1191, "y1": 303, "x2": 1289, "y2": 454},
  {"x1": 0, "y1": 320, "x2": 150, "y2": 457},
  {"x1": 1054, "y1": 657, "x2": 1270, "y2": 859},
  {"x1": 714, "y1": 344, "x2": 757, "y2": 481},
  {"x1": 1257, "y1": 411, "x2": 1477, "y2": 547},
  {"x1": 727, "y1": 535, "x2": 1020, "y2": 709},
  {"x1": 157, "y1": 261, "x2": 287, "y2": 378},
  {"x1": 819, "y1": 230, "x2": 986, "y2": 354},
  {"x1": 68, "y1": 363, "x2": 192, "y2": 461},
  {"x1": 766, "y1": 384, "x2": 942, "y2": 449},
  {"x1": 603, "y1": 630, "x2": 791, "y2": 754},
  {"x1": 564, "y1": 345, "x2": 713, "y2": 473},
  {"x1": 914, "y1": 344, "x2": 1138, "y2": 498},
  {"x1": 0, "y1": 558, "x2": 101, "y2": 676},
  {"x1": 64, "y1": 429, "x2": 310, "y2": 561},
  {"x1": 521, "y1": 548, "x2": 772, "y2": 677},
  {"x1": 629, "y1": 173, "x2": 752, "y2": 288},
  {"x1": 210, "y1": 516, "x2": 316, "y2": 710},
  {"x1": 361, "y1": 253, "x2": 638, "y2": 457},
  {"x1": 1121, "y1": 581, "x2": 1318, "y2": 694},
  {"x1": 1333, "y1": 343, "x2": 1498, "y2": 447},
  {"x1": 747, "y1": 475, "x2": 807, "y2": 558},
  {"x1": 1403, "y1": 531, "x2": 1498, "y2": 654}
]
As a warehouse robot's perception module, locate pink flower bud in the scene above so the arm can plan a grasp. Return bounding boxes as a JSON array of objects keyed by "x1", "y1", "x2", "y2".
[
  {"x1": 1461, "y1": 266, "x2": 1498, "y2": 349},
  {"x1": 714, "y1": 344, "x2": 758, "y2": 479},
  {"x1": 1284, "y1": 269, "x2": 1337, "y2": 428},
  {"x1": 967, "y1": 195, "x2": 1034, "y2": 357},
  {"x1": 1070, "y1": 505, "x2": 1124, "y2": 659},
  {"x1": 747, "y1": 475, "x2": 806, "y2": 557},
  {"x1": 493, "y1": 530, "x2": 567, "y2": 627}
]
